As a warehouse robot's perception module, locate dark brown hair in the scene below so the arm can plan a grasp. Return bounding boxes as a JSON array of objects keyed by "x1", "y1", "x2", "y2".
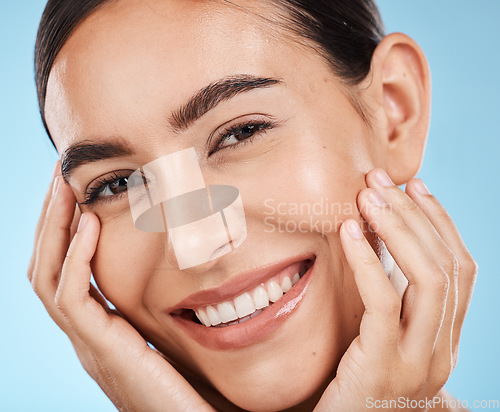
[{"x1": 35, "y1": 0, "x2": 385, "y2": 146}]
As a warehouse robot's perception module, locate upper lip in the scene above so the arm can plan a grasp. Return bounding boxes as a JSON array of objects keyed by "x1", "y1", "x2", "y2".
[{"x1": 167, "y1": 253, "x2": 316, "y2": 312}]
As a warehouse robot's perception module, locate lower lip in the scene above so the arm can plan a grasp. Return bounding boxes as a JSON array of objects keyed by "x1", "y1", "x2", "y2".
[{"x1": 171, "y1": 259, "x2": 316, "y2": 351}]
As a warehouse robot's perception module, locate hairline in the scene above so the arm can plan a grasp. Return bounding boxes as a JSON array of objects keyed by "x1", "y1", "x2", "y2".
[{"x1": 39, "y1": 0, "x2": 377, "y2": 147}]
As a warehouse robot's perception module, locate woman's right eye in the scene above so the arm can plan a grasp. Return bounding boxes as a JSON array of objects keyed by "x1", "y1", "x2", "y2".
[
  {"x1": 81, "y1": 171, "x2": 134, "y2": 205},
  {"x1": 98, "y1": 176, "x2": 129, "y2": 197}
]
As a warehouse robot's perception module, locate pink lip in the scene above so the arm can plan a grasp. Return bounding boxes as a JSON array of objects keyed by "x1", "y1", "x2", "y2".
[
  {"x1": 167, "y1": 254, "x2": 316, "y2": 311},
  {"x1": 169, "y1": 256, "x2": 317, "y2": 351}
]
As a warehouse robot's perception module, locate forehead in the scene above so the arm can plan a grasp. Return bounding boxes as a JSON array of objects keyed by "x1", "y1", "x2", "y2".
[{"x1": 45, "y1": 0, "x2": 308, "y2": 152}]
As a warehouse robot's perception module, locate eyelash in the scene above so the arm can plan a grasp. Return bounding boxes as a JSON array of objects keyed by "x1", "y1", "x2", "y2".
[
  {"x1": 81, "y1": 119, "x2": 275, "y2": 206},
  {"x1": 209, "y1": 119, "x2": 275, "y2": 155},
  {"x1": 81, "y1": 171, "x2": 131, "y2": 205}
]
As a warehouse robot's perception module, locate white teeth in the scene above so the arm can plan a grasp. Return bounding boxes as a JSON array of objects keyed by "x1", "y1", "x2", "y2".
[
  {"x1": 217, "y1": 301, "x2": 238, "y2": 323},
  {"x1": 280, "y1": 276, "x2": 293, "y2": 293},
  {"x1": 234, "y1": 292, "x2": 256, "y2": 318},
  {"x1": 195, "y1": 308, "x2": 212, "y2": 327},
  {"x1": 252, "y1": 286, "x2": 270, "y2": 310},
  {"x1": 194, "y1": 268, "x2": 307, "y2": 327},
  {"x1": 267, "y1": 281, "x2": 283, "y2": 303},
  {"x1": 206, "y1": 305, "x2": 222, "y2": 326}
]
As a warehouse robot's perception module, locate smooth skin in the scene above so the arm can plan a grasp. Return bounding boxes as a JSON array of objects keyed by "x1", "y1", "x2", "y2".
[
  {"x1": 28, "y1": 1, "x2": 477, "y2": 410},
  {"x1": 29, "y1": 169, "x2": 476, "y2": 411}
]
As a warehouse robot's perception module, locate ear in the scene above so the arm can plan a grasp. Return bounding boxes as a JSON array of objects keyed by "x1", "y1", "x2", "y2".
[{"x1": 364, "y1": 33, "x2": 431, "y2": 185}]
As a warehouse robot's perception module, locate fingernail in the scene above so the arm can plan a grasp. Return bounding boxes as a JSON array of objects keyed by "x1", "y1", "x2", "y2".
[
  {"x1": 52, "y1": 176, "x2": 60, "y2": 197},
  {"x1": 368, "y1": 190, "x2": 387, "y2": 208},
  {"x1": 77, "y1": 214, "x2": 87, "y2": 232},
  {"x1": 375, "y1": 169, "x2": 394, "y2": 187},
  {"x1": 346, "y1": 220, "x2": 364, "y2": 240},
  {"x1": 415, "y1": 179, "x2": 431, "y2": 195}
]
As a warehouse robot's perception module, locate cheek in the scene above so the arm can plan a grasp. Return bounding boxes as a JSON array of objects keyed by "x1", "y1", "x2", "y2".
[
  {"x1": 238, "y1": 129, "x2": 372, "y2": 237},
  {"x1": 230, "y1": 123, "x2": 370, "y2": 341},
  {"x1": 91, "y1": 215, "x2": 166, "y2": 309}
]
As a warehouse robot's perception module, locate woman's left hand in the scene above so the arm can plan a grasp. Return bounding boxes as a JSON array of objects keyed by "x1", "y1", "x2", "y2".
[{"x1": 315, "y1": 168, "x2": 477, "y2": 411}]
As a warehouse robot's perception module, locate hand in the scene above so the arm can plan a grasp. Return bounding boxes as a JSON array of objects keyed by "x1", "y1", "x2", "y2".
[
  {"x1": 27, "y1": 163, "x2": 215, "y2": 412},
  {"x1": 315, "y1": 169, "x2": 477, "y2": 411}
]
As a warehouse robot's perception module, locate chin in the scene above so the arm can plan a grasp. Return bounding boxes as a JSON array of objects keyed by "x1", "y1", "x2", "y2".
[
  {"x1": 216, "y1": 354, "x2": 335, "y2": 412},
  {"x1": 172, "y1": 253, "x2": 345, "y2": 411}
]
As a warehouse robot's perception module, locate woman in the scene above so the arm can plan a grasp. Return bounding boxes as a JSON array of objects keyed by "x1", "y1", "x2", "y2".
[{"x1": 28, "y1": 0, "x2": 477, "y2": 410}]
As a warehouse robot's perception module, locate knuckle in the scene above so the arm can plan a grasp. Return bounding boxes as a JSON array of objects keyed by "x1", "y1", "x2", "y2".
[
  {"x1": 64, "y1": 253, "x2": 82, "y2": 269},
  {"x1": 451, "y1": 350, "x2": 459, "y2": 372},
  {"x1": 390, "y1": 211, "x2": 409, "y2": 233},
  {"x1": 432, "y1": 359, "x2": 453, "y2": 389},
  {"x1": 435, "y1": 207, "x2": 452, "y2": 223},
  {"x1": 31, "y1": 282, "x2": 45, "y2": 301},
  {"x1": 30, "y1": 270, "x2": 43, "y2": 295},
  {"x1": 443, "y1": 252, "x2": 459, "y2": 278},
  {"x1": 54, "y1": 290, "x2": 70, "y2": 313},
  {"x1": 31, "y1": 277, "x2": 40, "y2": 295},
  {"x1": 396, "y1": 195, "x2": 419, "y2": 213},
  {"x1": 27, "y1": 266, "x2": 34, "y2": 283},
  {"x1": 460, "y1": 256, "x2": 479, "y2": 276},
  {"x1": 54, "y1": 297, "x2": 64, "y2": 312},
  {"x1": 372, "y1": 212, "x2": 406, "y2": 244},
  {"x1": 359, "y1": 254, "x2": 380, "y2": 268},
  {"x1": 27, "y1": 256, "x2": 36, "y2": 282},
  {"x1": 431, "y1": 268, "x2": 450, "y2": 293}
]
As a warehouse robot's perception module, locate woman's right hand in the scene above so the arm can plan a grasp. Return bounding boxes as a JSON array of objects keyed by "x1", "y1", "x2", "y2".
[{"x1": 27, "y1": 164, "x2": 215, "y2": 412}]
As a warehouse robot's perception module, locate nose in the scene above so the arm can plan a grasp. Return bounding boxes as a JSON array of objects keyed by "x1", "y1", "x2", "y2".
[
  {"x1": 128, "y1": 148, "x2": 247, "y2": 271},
  {"x1": 166, "y1": 185, "x2": 247, "y2": 269}
]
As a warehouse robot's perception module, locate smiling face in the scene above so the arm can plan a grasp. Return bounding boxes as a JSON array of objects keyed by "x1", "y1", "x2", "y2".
[{"x1": 43, "y1": 0, "x2": 408, "y2": 410}]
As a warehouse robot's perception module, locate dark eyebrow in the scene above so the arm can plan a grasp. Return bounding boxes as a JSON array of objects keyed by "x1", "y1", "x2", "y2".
[
  {"x1": 61, "y1": 139, "x2": 134, "y2": 180},
  {"x1": 62, "y1": 75, "x2": 282, "y2": 180},
  {"x1": 169, "y1": 74, "x2": 283, "y2": 132}
]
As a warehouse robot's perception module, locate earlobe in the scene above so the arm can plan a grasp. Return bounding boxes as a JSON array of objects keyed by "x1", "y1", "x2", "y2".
[{"x1": 367, "y1": 33, "x2": 431, "y2": 185}]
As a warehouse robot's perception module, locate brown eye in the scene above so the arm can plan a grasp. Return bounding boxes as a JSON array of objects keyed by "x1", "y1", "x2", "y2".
[
  {"x1": 82, "y1": 170, "x2": 138, "y2": 205},
  {"x1": 107, "y1": 177, "x2": 128, "y2": 195},
  {"x1": 216, "y1": 121, "x2": 272, "y2": 151},
  {"x1": 234, "y1": 124, "x2": 260, "y2": 141}
]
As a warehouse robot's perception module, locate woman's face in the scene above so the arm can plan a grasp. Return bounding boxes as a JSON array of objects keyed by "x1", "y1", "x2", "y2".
[{"x1": 45, "y1": 0, "x2": 386, "y2": 409}]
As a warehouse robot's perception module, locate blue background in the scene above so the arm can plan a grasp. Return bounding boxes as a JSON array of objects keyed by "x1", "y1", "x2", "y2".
[{"x1": 1, "y1": 1, "x2": 498, "y2": 410}]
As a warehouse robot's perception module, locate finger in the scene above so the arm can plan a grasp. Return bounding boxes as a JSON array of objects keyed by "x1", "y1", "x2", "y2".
[
  {"x1": 406, "y1": 179, "x2": 476, "y2": 351},
  {"x1": 340, "y1": 219, "x2": 401, "y2": 357},
  {"x1": 56, "y1": 213, "x2": 107, "y2": 337},
  {"x1": 367, "y1": 171, "x2": 459, "y2": 369},
  {"x1": 27, "y1": 161, "x2": 61, "y2": 281},
  {"x1": 359, "y1": 170, "x2": 449, "y2": 361},
  {"x1": 31, "y1": 178, "x2": 77, "y2": 320},
  {"x1": 406, "y1": 179, "x2": 477, "y2": 326},
  {"x1": 70, "y1": 206, "x2": 82, "y2": 240},
  {"x1": 367, "y1": 174, "x2": 456, "y2": 272}
]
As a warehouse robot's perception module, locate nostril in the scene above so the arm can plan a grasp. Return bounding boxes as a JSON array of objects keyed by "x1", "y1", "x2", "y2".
[{"x1": 210, "y1": 241, "x2": 234, "y2": 261}]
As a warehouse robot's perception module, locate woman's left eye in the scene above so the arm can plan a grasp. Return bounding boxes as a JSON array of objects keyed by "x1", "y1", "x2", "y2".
[{"x1": 213, "y1": 120, "x2": 274, "y2": 153}]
